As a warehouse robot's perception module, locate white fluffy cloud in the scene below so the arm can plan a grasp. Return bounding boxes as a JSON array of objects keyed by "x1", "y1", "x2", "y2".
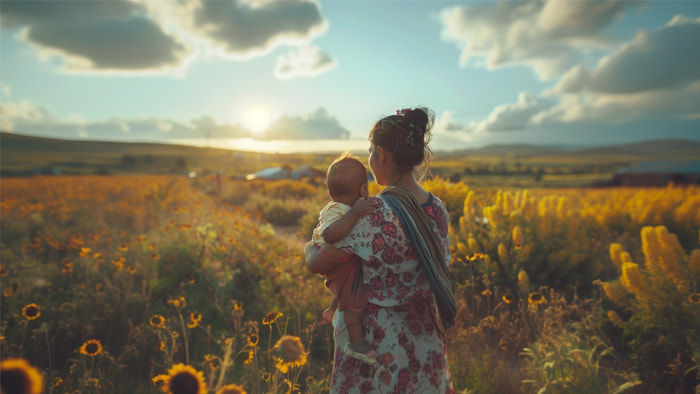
[
  {"x1": 264, "y1": 107, "x2": 349, "y2": 140},
  {"x1": 0, "y1": 0, "x2": 330, "y2": 75},
  {"x1": 443, "y1": 6, "x2": 700, "y2": 134},
  {"x1": 536, "y1": 15, "x2": 700, "y2": 124},
  {"x1": 274, "y1": 45, "x2": 337, "y2": 80},
  {"x1": 440, "y1": 0, "x2": 634, "y2": 79}
]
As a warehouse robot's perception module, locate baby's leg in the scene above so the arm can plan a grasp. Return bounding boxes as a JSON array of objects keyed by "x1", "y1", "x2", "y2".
[
  {"x1": 343, "y1": 308, "x2": 364, "y2": 344},
  {"x1": 322, "y1": 296, "x2": 339, "y2": 323},
  {"x1": 343, "y1": 308, "x2": 377, "y2": 364}
]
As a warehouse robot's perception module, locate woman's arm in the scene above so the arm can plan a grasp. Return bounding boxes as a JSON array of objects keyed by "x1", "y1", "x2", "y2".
[{"x1": 305, "y1": 241, "x2": 354, "y2": 274}]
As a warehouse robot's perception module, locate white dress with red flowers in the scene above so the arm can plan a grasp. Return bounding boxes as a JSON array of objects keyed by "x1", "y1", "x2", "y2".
[{"x1": 332, "y1": 194, "x2": 454, "y2": 394}]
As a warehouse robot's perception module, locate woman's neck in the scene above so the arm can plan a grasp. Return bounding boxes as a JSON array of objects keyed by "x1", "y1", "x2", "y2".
[{"x1": 388, "y1": 171, "x2": 430, "y2": 204}]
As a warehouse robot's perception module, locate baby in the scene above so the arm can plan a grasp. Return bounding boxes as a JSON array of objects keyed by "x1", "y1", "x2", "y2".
[{"x1": 312, "y1": 152, "x2": 377, "y2": 364}]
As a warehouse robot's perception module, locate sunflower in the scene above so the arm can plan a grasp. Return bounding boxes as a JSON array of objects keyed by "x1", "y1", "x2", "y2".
[
  {"x1": 502, "y1": 294, "x2": 514, "y2": 304},
  {"x1": 118, "y1": 242, "x2": 129, "y2": 252},
  {"x1": 164, "y1": 363, "x2": 207, "y2": 394},
  {"x1": 262, "y1": 311, "x2": 283, "y2": 326},
  {"x1": 150, "y1": 314, "x2": 166, "y2": 328},
  {"x1": 80, "y1": 339, "x2": 103, "y2": 357},
  {"x1": 272, "y1": 335, "x2": 307, "y2": 373},
  {"x1": 243, "y1": 350, "x2": 254, "y2": 365},
  {"x1": 247, "y1": 333, "x2": 259, "y2": 347},
  {"x1": 216, "y1": 383, "x2": 247, "y2": 394},
  {"x1": 689, "y1": 293, "x2": 700, "y2": 305},
  {"x1": 260, "y1": 372, "x2": 271, "y2": 382},
  {"x1": 22, "y1": 303, "x2": 40, "y2": 320},
  {"x1": 0, "y1": 263, "x2": 8, "y2": 277},
  {"x1": 0, "y1": 357, "x2": 44, "y2": 394},
  {"x1": 481, "y1": 289, "x2": 492, "y2": 296},
  {"x1": 528, "y1": 292, "x2": 547, "y2": 305},
  {"x1": 3, "y1": 282, "x2": 20, "y2": 297}
]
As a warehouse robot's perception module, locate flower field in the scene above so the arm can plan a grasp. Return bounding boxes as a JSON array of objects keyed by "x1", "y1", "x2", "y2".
[{"x1": 1, "y1": 175, "x2": 699, "y2": 393}]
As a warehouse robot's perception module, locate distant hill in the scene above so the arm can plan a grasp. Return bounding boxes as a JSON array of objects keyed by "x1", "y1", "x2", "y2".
[
  {"x1": 442, "y1": 138, "x2": 700, "y2": 162},
  {"x1": 2, "y1": 131, "x2": 699, "y2": 178}
]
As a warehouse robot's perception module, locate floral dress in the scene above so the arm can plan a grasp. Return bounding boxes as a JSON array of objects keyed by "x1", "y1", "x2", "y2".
[{"x1": 332, "y1": 194, "x2": 454, "y2": 394}]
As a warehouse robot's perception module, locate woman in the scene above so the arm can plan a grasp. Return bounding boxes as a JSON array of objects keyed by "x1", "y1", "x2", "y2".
[{"x1": 305, "y1": 107, "x2": 456, "y2": 393}]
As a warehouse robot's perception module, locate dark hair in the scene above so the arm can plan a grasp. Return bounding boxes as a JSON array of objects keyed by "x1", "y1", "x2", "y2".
[
  {"x1": 326, "y1": 152, "x2": 367, "y2": 200},
  {"x1": 369, "y1": 107, "x2": 434, "y2": 180}
]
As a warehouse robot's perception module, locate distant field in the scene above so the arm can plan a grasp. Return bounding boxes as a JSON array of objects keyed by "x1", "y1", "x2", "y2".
[{"x1": 2, "y1": 132, "x2": 699, "y2": 188}]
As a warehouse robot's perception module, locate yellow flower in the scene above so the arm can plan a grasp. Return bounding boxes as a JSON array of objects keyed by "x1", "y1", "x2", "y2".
[
  {"x1": 164, "y1": 363, "x2": 207, "y2": 394},
  {"x1": 609, "y1": 243, "x2": 624, "y2": 269},
  {"x1": 243, "y1": 350, "x2": 254, "y2": 365},
  {"x1": 260, "y1": 372, "x2": 271, "y2": 382},
  {"x1": 80, "y1": 247, "x2": 91, "y2": 257},
  {"x1": 602, "y1": 281, "x2": 628, "y2": 307},
  {"x1": 481, "y1": 289, "x2": 492, "y2": 296},
  {"x1": 0, "y1": 263, "x2": 7, "y2": 277},
  {"x1": 80, "y1": 339, "x2": 103, "y2": 357},
  {"x1": 689, "y1": 293, "x2": 700, "y2": 305},
  {"x1": 187, "y1": 312, "x2": 201, "y2": 328},
  {"x1": 216, "y1": 383, "x2": 248, "y2": 394},
  {"x1": 149, "y1": 314, "x2": 166, "y2": 328},
  {"x1": 607, "y1": 310, "x2": 624, "y2": 328},
  {"x1": 528, "y1": 292, "x2": 547, "y2": 305},
  {"x1": 160, "y1": 341, "x2": 167, "y2": 351},
  {"x1": 512, "y1": 226, "x2": 524, "y2": 247},
  {"x1": 272, "y1": 335, "x2": 307, "y2": 373},
  {"x1": 262, "y1": 311, "x2": 283, "y2": 326},
  {"x1": 247, "y1": 333, "x2": 259, "y2": 347},
  {"x1": 151, "y1": 253, "x2": 160, "y2": 260},
  {"x1": 168, "y1": 297, "x2": 186, "y2": 308},
  {"x1": 502, "y1": 294, "x2": 514, "y2": 304},
  {"x1": 3, "y1": 282, "x2": 20, "y2": 297},
  {"x1": 22, "y1": 303, "x2": 40, "y2": 320},
  {"x1": 517, "y1": 270, "x2": 529, "y2": 289},
  {"x1": 127, "y1": 266, "x2": 137, "y2": 274},
  {"x1": 0, "y1": 357, "x2": 45, "y2": 394},
  {"x1": 119, "y1": 242, "x2": 129, "y2": 252}
]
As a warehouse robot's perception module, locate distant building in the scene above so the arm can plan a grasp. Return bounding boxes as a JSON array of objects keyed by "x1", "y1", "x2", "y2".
[
  {"x1": 610, "y1": 161, "x2": 700, "y2": 186},
  {"x1": 245, "y1": 167, "x2": 291, "y2": 181}
]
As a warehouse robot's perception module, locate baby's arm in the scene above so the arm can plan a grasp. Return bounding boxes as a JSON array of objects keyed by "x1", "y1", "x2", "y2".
[{"x1": 322, "y1": 199, "x2": 375, "y2": 244}]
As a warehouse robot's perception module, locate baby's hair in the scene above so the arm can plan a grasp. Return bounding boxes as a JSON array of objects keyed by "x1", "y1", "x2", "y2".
[
  {"x1": 369, "y1": 107, "x2": 434, "y2": 181},
  {"x1": 326, "y1": 152, "x2": 368, "y2": 201}
]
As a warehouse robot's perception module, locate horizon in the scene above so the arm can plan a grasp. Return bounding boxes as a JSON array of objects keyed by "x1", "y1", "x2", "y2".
[
  {"x1": 4, "y1": 129, "x2": 699, "y2": 156},
  {"x1": 1, "y1": 1, "x2": 699, "y2": 153}
]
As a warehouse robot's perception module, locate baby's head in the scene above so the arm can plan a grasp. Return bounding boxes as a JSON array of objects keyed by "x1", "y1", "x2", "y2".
[{"x1": 326, "y1": 152, "x2": 368, "y2": 205}]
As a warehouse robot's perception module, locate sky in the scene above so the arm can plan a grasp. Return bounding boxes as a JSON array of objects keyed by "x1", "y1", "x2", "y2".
[{"x1": 1, "y1": 0, "x2": 699, "y2": 154}]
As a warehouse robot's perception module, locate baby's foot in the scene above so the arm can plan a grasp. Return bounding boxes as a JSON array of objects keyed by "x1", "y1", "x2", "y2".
[
  {"x1": 322, "y1": 308, "x2": 334, "y2": 323},
  {"x1": 343, "y1": 341, "x2": 377, "y2": 364}
]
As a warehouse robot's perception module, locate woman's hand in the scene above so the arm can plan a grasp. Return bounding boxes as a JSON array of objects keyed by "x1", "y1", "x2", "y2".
[{"x1": 305, "y1": 241, "x2": 353, "y2": 274}]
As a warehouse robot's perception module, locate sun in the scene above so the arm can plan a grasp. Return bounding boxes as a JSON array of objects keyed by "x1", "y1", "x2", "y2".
[{"x1": 241, "y1": 105, "x2": 272, "y2": 134}]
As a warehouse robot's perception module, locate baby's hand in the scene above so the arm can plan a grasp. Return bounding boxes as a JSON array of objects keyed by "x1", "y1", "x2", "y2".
[{"x1": 349, "y1": 198, "x2": 376, "y2": 218}]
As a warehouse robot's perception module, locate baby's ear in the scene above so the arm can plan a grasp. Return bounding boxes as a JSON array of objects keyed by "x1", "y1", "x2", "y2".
[{"x1": 360, "y1": 182, "x2": 369, "y2": 198}]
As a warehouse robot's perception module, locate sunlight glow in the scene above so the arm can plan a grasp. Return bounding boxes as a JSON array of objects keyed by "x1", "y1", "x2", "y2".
[{"x1": 241, "y1": 105, "x2": 272, "y2": 134}]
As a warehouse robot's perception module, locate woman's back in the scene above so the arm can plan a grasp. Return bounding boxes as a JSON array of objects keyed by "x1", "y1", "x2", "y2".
[{"x1": 331, "y1": 193, "x2": 454, "y2": 393}]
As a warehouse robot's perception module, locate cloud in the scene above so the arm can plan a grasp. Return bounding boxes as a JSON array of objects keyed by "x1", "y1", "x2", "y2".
[
  {"x1": 468, "y1": 93, "x2": 548, "y2": 133},
  {"x1": 0, "y1": 98, "x2": 254, "y2": 140},
  {"x1": 191, "y1": 0, "x2": 327, "y2": 59},
  {"x1": 434, "y1": 110, "x2": 469, "y2": 134},
  {"x1": 0, "y1": 98, "x2": 355, "y2": 141},
  {"x1": 536, "y1": 15, "x2": 700, "y2": 124},
  {"x1": 0, "y1": 0, "x2": 330, "y2": 75},
  {"x1": 274, "y1": 45, "x2": 336, "y2": 80},
  {"x1": 263, "y1": 107, "x2": 350, "y2": 140},
  {"x1": 439, "y1": 0, "x2": 635, "y2": 79},
  {"x1": 0, "y1": 0, "x2": 189, "y2": 73}
]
